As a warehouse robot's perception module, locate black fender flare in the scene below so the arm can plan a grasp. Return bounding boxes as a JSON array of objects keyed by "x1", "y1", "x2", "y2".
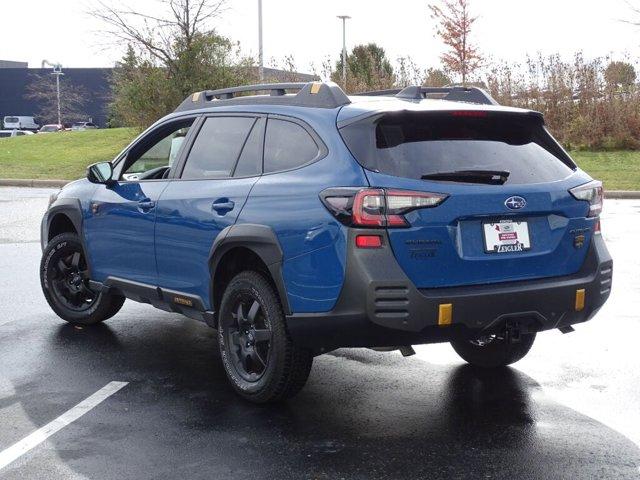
[
  {"x1": 209, "y1": 223, "x2": 291, "y2": 317},
  {"x1": 44, "y1": 198, "x2": 83, "y2": 245}
]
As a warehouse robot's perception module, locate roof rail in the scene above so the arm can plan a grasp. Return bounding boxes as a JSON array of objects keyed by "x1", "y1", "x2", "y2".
[
  {"x1": 396, "y1": 85, "x2": 499, "y2": 105},
  {"x1": 174, "y1": 82, "x2": 351, "y2": 112},
  {"x1": 353, "y1": 85, "x2": 499, "y2": 106}
]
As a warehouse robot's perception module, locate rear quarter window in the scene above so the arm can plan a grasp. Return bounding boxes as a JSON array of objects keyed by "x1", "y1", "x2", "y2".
[
  {"x1": 263, "y1": 119, "x2": 320, "y2": 173},
  {"x1": 340, "y1": 111, "x2": 575, "y2": 185}
]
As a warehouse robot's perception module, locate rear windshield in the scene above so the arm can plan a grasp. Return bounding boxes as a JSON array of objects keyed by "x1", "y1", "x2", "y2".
[
  {"x1": 340, "y1": 112, "x2": 575, "y2": 185},
  {"x1": 4, "y1": 117, "x2": 18, "y2": 123}
]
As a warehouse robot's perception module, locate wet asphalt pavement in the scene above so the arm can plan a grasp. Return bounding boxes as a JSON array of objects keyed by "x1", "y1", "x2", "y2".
[{"x1": 0, "y1": 186, "x2": 639, "y2": 479}]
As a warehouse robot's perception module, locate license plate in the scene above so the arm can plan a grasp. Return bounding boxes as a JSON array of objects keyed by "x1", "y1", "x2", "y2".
[{"x1": 483, "y1": 220, "x2": 531, "y2": 253}]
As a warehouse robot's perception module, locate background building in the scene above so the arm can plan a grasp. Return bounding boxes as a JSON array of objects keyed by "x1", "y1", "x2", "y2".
[
  {"x1": 0, "y1": 62, "x2": 317, "y2": 129},
  {"x1": 0, "y1": 62, "x2": 112, "y2": 127}
]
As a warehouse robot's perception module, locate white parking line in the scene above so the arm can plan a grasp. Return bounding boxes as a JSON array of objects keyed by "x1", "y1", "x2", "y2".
[{"x1": 0, "y1": 381, "x2": 128, "y2": 471}]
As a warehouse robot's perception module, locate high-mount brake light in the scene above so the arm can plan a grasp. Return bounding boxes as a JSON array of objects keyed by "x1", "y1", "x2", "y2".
[
  {"x1": 320, "y1": 188, "x2": 448, "y2": 228},
  {"x1": 450, "y1": 111, "x2": 488, "y2": 118},
  {"x1": 569, "y1": 180, "x2": 603, "y2": 218}
]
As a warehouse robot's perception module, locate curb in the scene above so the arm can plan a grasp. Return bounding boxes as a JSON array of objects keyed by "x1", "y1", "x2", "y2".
[
  {"x1": 0, "y1": 179, "x2": 70, "y2": 188},
  {"x1": 0, "y1": 179, "x2": 639, "y2": 199},
  {"x1": 605, "y1": 191, "x2": 640, "y2": 199}
]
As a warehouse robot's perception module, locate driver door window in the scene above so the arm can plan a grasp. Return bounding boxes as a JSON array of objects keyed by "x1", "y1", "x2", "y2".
[{"x1": 122, "y1": 120, "x2": 194, "y2": 181}]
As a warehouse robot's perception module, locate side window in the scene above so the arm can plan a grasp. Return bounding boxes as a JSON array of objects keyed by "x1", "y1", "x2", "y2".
[
  {"x1": 264, "y1": 119, "x2": 319, "y2": 173},
  {"x1": 123, "y1": 119, "x2": 194, "y2": 181},
  {"x1": 233, "y1": 118, "x2": 264, "y2": 178},
  {"x1": 182, "y1": 117, "x2": 256, "y2": 180}
]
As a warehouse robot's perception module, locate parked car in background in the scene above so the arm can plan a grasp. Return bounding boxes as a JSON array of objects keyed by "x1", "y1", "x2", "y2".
[
  {"x1": 0, "y1": 129, "x2": 34, "y2": 138},
  {"x1": 3, "y1": 116, "x2": 39, "y2": 131},
  {"x1": 71, "y1": 122, "x2": 99, "y2": 131},
  {"x1": 39, "y1": 124, "x2": 65, "y2": 133}
]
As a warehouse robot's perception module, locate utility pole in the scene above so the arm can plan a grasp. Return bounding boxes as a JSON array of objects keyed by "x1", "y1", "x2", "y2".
[
  {"x1": 337, "y1": 15, "x2": 351, "y2": 86},
  {"x1": 258, "y1": 0, "x2": 264, "y2": 81},
  {"x1": 42, "y1": 60, "x2": 64, "y2": 125}
]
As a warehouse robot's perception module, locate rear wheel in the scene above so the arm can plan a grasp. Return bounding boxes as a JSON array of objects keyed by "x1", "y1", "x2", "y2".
[
  {"x1": 450, "y1": 333, "x2": 536, "y2": 368},
  {"x1": 40, "y1": 233, "x2": 125, "y2": 325},
  {"x1": 218, "y1": 271, "x2": 313, "y2": 403}
]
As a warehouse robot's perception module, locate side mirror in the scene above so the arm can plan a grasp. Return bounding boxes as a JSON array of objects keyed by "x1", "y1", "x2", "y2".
[{"x1": 87, "y1": 162, "x2": 114, "y2": 185}]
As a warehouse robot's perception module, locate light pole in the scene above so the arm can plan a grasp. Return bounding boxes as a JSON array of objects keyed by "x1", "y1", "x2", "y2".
[
  {"x1": 42, "y1": 60, "x2": 64, "y2": 125},
  {"x1": 258, "y1": 0, "x2": 264, "y2": 82},
  {"x1": 337, "y1": 15, "x2": 351, "y2": 86}
]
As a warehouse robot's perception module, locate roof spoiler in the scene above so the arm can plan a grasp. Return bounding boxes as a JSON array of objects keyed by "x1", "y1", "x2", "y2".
[{"x1": 354, "y1": 85, "x2": 499, "y2": 106}]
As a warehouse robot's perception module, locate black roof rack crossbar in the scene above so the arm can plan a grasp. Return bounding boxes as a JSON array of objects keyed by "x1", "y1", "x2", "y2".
[
  {"x1": 175, "y1": 81, "x2": 351, "y2": 112},
  {"x1": 353, "y1": 88, "x2": 403, "y2": 97},
  {"x1": 353, "y1": 85, "x2": 499, "y2": 106},
  {"x1": 396, "y1": 86, "x2": 499, "y2": 105}
]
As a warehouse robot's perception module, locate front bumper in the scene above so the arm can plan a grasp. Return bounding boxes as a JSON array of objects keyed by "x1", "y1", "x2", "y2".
[{"x1": 286, "y1": 230, "x2": 613, "y2": 350}]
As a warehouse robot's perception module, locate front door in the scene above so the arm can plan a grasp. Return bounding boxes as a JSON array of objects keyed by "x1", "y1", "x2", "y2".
[{"x1": 84, "y1": 118, "x2": 195, "y2": 285}]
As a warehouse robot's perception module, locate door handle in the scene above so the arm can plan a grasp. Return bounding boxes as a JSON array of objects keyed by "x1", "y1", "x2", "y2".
[
  {"x1": 138, "y1": 199, "x2": 156, "y2": 211},
  {"x1": 212, "y1": 199, "x2": 235, "y2": 214}
]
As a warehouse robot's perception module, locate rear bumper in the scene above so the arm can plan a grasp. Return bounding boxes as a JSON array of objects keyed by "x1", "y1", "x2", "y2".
[{"x1": 286, "y1": 230, "x2": 612, "y2": 350}]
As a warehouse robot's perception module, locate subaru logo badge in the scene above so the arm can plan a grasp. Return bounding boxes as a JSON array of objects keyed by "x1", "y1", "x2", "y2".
[{"x1": 505, "y1": 196, "x2": 527, "y2": 210}]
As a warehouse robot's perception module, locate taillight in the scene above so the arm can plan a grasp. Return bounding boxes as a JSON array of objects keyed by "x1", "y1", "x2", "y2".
[
  {"x1": 321, "y1": 188, "x2": 448, "y2": 228},
  {"x1": 570, "y1": 180, "x2": 603, "y2": 218}
]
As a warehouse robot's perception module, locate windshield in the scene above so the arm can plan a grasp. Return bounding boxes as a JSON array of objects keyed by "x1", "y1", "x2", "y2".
[{"x1": 340, "y1": 111, "x2": 576, "y2": 185}]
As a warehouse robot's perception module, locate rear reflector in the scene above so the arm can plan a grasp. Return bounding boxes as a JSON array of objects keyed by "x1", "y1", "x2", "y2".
[
  {"x1": 355, "y1": 235, "x2": 383, "y2": 249},
  {"x1": 438, "y1": 303, "x2": 453, "y2": 326},
  {"x1": 575, "y1": 289, "x2": 586, "y2": 312}
]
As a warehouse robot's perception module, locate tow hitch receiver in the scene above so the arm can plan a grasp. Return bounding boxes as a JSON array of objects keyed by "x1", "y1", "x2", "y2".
[{"x1": 505, "y1": 320, "x2": 522, "y2": 344}]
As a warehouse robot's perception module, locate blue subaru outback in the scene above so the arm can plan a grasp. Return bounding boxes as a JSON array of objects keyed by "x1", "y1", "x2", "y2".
[{"x1": 40, "y1": 82, "x2": 612, "y2": 403}]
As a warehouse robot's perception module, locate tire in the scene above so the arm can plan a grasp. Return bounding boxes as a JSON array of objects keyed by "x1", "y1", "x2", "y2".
[
  {"x1": 218, "y1": 271, "x2": 313, "y2": 403},
  {"x1": 450, "y1": 332, "x2": 536, "y2": 368},
  {"x1": 40, "y1": 233, "x2": 125, "y2": 325}
]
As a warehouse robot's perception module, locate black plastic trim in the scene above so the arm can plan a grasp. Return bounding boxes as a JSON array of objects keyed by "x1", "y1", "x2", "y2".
[
  {"x1": 209, "y1": 224, "x2": 290, "y2": 317},
  {"x1": 96, "y1": 276, "x2": 215, "y2": 324},
  {"x1": 286, "y1": 230, "x2": 613, "y2": 351}
]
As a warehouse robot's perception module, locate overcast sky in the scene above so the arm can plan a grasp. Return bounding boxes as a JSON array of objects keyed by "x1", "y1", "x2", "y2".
[{"x1": 0, "y1": 0, "x2": 637, "y2": 75}]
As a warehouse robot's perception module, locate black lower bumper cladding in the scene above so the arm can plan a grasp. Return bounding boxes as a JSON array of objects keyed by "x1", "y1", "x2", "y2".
[{"x1": 286, "y1": 230, "x2": 612, "y2": 351}]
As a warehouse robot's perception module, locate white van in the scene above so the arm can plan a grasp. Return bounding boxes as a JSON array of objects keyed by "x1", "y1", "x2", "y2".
[{"x1": 3, "y1": 116, "x2": 40, "y2": 131}]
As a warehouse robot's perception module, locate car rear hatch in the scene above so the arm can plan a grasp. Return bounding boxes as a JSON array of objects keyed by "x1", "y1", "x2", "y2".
[{"x1": 339, "y1": 108, "x2": 599, "y2": 289}]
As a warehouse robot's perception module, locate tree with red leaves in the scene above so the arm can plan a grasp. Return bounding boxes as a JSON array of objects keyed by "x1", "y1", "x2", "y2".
[{"x1": 429, "y1": 0, "x2": 483, "y2": 85}]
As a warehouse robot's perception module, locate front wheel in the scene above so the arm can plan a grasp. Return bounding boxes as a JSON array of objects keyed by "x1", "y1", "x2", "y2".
[
  {"x1": 450, "y1": 332, "x2": 536, "y2": 368},
  {"x1": 40, "y1": 233, "x2": 125, "y2": 325},
  {"x1": 218, "y1": 271, "x2": 313, "y2": 403}
]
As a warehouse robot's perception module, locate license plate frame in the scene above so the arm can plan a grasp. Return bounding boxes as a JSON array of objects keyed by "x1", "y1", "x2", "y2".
[{"x1": 482, "y1": 220, "x2": 531, "y2": 254}]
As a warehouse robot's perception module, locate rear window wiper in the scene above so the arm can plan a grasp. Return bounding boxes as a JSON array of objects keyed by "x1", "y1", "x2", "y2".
[{"x1": 421, "y1": 170, "x2": 510, "y2": 185}]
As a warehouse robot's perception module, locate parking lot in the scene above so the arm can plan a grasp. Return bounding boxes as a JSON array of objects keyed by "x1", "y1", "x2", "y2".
[{"x1": 1, "y1": 186, "x2": 639, "y2": 479}]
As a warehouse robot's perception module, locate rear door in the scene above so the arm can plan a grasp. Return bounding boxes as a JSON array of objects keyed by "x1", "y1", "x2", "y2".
[
  {"x1": 154, "y1": 114, "x2": 264, "y2": 305},
  {"x1": 340, "y1": 110, "x2": 595, "y2": 288}
]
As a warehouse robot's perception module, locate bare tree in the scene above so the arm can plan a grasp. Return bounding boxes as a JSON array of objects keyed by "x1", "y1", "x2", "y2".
[
  {"x1": 24, "y1": 74, "x2": 88, "y2": 125},
  {"x1": 429, "y1": 0, "x2": 482, "y2": 85},
  {"x1": 91, "y1": 0, "x2": 228, "y2": 73}
]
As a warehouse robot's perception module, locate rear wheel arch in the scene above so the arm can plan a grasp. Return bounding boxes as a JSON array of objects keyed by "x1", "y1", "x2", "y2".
[{"x1": 210, "y1": 224, "x2": 290, "y2": 325}]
